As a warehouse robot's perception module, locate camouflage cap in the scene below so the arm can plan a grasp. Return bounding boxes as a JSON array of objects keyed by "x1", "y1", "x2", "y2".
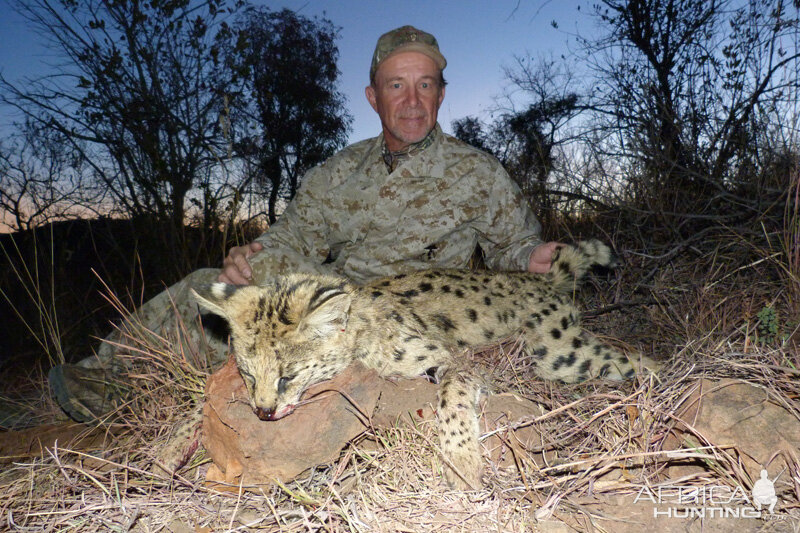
[{"x1": 370, "y1": 25, "x2": 447, "y2": 81}]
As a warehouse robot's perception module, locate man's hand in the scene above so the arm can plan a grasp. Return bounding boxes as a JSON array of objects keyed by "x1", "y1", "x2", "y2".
[
  {"x1": 218, "y1": 241, "x2": 264, "y2": 284},
  {"x1": 528, "y1": 242, "x2": 563, "y2": 274}
]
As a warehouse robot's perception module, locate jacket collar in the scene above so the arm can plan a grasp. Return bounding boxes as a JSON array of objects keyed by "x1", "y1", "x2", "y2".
[{"x1": 380, "y1": 125, "x2": 440, "y2": 173}]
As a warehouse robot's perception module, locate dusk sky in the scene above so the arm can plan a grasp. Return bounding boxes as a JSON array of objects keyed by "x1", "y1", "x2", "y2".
[{"x1": 0, "y1": 0, "x2": 592, "y2": 143}]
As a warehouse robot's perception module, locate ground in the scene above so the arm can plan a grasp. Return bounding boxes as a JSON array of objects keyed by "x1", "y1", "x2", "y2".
[{"x1": 1, "y1": 224, "x2": 799, "y2": 531}]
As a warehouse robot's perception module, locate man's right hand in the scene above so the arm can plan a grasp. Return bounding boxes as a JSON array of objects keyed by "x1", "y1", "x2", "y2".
[{"x1": 218, "y1": 241, "x2": 264, "y2": 284}]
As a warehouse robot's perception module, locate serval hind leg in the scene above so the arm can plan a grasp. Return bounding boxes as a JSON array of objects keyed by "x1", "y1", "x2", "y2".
[{"x1": 436, "y1": 366, "x2": 485, "y2": 490}]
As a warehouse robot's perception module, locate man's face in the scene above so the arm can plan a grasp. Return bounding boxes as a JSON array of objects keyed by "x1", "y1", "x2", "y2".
[{"x1": 366, "y1": 51, "x2": 445, "y2": 152}]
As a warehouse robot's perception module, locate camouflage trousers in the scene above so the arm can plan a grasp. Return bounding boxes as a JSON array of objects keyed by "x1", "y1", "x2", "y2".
[{"x1": 77, "y1": 248, "x2": 336, "y2": 374}]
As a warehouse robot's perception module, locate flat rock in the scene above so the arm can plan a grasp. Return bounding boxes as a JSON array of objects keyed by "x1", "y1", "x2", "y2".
[
  {"x1": 666, "y1": 378, "x2": 800, "y2": 483},
  {"x1": 480, "y1": 392, "x2": 547, "y2": 468},
  {"x1": 202, "y1": 358, "x2": 382, "y2": 487},
  {"x1": 0, "y1": 422, "x2": 110, "y2": 463},
  {"x1": 203, "y1": 359, "x2": 551, "y2": 488}
]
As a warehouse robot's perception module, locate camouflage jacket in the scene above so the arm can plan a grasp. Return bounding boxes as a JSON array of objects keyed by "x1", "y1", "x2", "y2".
[{"x1": 252, "y1": 125, "x2": 542, "y2": 285}]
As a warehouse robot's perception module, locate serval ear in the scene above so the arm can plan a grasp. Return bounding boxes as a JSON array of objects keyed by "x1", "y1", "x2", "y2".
[
  {"x1": 191, "y1": 283, "x2": 244, "y2": 321},
  {"x1": 298, "y1": 288, "x2": 352, "y2": 339}
]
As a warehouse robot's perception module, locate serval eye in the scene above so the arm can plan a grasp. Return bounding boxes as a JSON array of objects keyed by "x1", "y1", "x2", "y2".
[{"x1": 277, "y1": 376, "x2": 292, "y2": 394}]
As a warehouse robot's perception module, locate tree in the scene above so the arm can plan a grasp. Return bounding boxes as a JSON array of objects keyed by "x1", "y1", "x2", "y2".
[
  {"x1": 452, "y1": 116, "x2": 493, "y2": 155},
  {"x1": 233, "y1": 7, "x2": 352, "y2": 224},
  {"x1": 0, "y1": 120, "x2": 98, "y2": 231},
  {"x1": 587, "y1": 0, "x2": 800, "y2": 225},
  {"x1": 1, "y1": 0, "x2": 244, "y2": 263},
  {"x1": 453, "y1": 57, "x2": 580, "y2": 219}
]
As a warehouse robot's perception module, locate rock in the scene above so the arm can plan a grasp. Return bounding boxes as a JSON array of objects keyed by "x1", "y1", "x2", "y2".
[
  {"x1": 203, "y1": 360, "x2": 551, "y2": 488},
  {"x1": 479, "y1": 392, "x2": 547, "y2": 468},
  {"x1": 666, "y1": 378, "x2": 800, "y2": 480},
  {"x1": 202, "y1": 358, "x2": 383, "y2": 487},
  {"x1": 0, "y1": 422, "x2": 109, "y2": 463},
  {"x1": 371, "y1": 377, "x2": 438, "y2": 427},
  {"x1": 369, "y1": 379, "x2": 547, "y2": 468}
]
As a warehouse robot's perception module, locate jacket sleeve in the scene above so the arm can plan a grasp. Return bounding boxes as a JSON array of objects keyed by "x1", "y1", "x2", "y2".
[
  {"x1": 252, "y1": 164, "x2": 332, "y2": 267},
  {"x1": 477, "y1": 164, "x2": 543, "y2": 271}
]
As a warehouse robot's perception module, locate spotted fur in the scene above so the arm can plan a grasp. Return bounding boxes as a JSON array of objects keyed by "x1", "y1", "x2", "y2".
[{"x1": 192, "y1": 239, "x2": 658, "y2": 489}]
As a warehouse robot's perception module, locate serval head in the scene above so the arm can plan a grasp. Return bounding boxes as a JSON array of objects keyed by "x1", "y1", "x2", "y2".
[{"x1": 192, "y1": 274, "x2": 354, "y2": 421}]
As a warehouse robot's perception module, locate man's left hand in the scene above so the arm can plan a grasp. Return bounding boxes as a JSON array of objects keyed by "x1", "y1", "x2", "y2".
[{"x1": 528, "y1": 242, "x2": 563, "y2": 273}]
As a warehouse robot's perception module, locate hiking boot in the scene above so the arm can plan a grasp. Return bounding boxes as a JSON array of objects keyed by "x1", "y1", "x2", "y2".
[{"x1": 48, "y1": 364, "x2": 129, "y2": 424}]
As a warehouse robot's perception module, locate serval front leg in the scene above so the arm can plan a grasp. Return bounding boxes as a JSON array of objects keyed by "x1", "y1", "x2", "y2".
[{"x1": 436, "y1": 366, "x2": 485, "y2": 490}]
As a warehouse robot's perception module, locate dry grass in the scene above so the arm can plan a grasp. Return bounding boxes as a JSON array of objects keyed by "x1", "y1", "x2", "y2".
[{"x1": 2, "y1": 234, "x2": 800, "y2": 531}]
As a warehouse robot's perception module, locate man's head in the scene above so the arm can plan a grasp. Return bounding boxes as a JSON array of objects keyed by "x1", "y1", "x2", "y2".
[{"x1": 366, "y1": 26, "x2": 447, "y2": 151}]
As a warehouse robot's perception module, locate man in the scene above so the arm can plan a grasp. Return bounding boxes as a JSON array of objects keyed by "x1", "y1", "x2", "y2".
[{"x1": 49, "y1": 25, "x2": 560, "y2": 423}]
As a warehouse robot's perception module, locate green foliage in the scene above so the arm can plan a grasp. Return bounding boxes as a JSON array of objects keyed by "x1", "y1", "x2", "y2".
[
  {"x1": 755, "y1": 305, "x2": 795, "y2": 346},
  {"x1": 757, "y1": 306, "x2": 779, "y2": 345}
]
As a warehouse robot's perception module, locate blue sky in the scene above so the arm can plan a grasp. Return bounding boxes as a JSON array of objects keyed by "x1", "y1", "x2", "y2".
[{"x1": 0, "y1": 0, "x2": 591, "y2": 143}]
